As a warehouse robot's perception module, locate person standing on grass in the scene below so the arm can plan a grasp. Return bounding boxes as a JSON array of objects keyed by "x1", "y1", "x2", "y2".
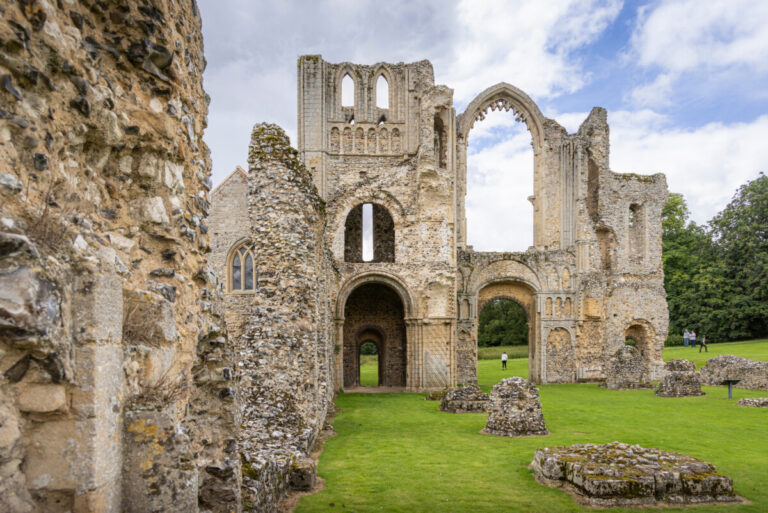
[
  {"x1": 501, "y1": 351, "x2": 508, "y2": 370},
  {"x1": 683, "y1": 329, "x2": 690, "y2": 347},
  {"x1": 690, "y1": 330, "x2": 696, "y2": 349},
  {"x1": 699, "y1": 334, "x2": 708, "y2": 353}
]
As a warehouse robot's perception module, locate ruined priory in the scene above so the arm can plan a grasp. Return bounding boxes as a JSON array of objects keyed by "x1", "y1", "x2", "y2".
[{"x1": 0, "y1": 1, "x2": 667, "y2": 511}]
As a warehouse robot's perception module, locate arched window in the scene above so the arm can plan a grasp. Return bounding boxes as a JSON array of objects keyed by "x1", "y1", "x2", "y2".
[
  {"x1": 344, "y1": 203, "x2": 395, "y2": 263},
  {"x1": 341, "y1": 74, "x2": 355, "y2": 107},
  {"x1": 376, "y1": 75, "x2": 389, "y2": 109},
  {"x1": 230, "y1": 242, "x2": 256, "y2": 291}
]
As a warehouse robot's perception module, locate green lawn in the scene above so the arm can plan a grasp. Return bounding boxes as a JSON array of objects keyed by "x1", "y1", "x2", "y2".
[
  {"x1": 297, "y1": 341, "x2": 768, "y2": 513},
  {"x1": 477, "y1": 344, "x2": 529, "y2": 360},
  {"x1": 663, "y1": 339, "x2": 768, "y2": 368},
  {"x1": 359, "y1": 355, "x2": 378, "y2": 387}
]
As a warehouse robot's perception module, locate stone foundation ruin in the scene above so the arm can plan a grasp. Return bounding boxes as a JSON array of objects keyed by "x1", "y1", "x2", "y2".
[
  {"x1": 439, "y1": 384, "x2": 490, "y2": 413},
  {"x1": 656, "y1": 359, "x2": 704, "y2": 397},
  {"x1": 736, "y1": 397, "x2": 768, "y2": 408},
  {"x1": 482, "y1": 377, "x2": 548, "y2": 437},
  {"x1": 600, "y1": 345, "x2": 653, "y2": 390},
  {"x1": 532, "y1": 442, "x2": 741, "y2": 507},
  {"x1": 700, "y1": 355, "x2": 768, "y2": 390}
]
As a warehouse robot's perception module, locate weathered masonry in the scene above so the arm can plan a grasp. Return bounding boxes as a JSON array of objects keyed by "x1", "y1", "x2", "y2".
[{"x1": 213, "y1": 55, "x2": 669, "y2": 395}]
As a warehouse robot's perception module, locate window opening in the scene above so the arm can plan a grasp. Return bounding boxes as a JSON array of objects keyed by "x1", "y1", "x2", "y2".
[
  {"x1": 244, "y1": 254, "x2": 253, "y2": 289},
  {"x1": 362, "y1": 203, "x2": 373, "y2": 262},
  {"x1": 376, "y1": 75, "x2": 389, "y2": 109},
  {"x1": 341, "y1": 74, "x2": 354, "y2": 107},
  {"x1": 466, "y1": 108, "x2": 533, "y2": 251},
  {"x1": 232, "y1": 253, "x2": 242, "y2": 291}
]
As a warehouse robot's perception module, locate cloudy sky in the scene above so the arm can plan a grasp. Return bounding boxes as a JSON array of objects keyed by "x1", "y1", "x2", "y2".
[{"x1": 199, "y1": 0, "x2": 768, "y2": 251}]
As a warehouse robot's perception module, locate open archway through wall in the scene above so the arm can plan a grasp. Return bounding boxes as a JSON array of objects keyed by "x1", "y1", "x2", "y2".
[
  {"x1": 476, "y1": 280, "x2": 539, "y2": 382},
  {"x1": 336, "y1": 273, "x2": 415, "y2": 389},
  {"x1": 456, "y1": 83, "x2": 547, "y2": 252}
]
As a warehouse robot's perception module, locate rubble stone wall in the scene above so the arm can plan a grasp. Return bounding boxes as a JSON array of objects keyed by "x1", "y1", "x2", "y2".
[{"x1": 0, "y1": 1, "x2": 238, "y2": 512}]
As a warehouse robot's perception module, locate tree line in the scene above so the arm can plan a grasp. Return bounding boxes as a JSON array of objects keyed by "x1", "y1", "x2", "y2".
[{"x1": 663, "y1": 173, "x2": 768, "y2": 344}]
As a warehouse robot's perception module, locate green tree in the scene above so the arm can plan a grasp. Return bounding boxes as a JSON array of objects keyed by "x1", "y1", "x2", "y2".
[
  {"x1": 708, "y1": 173, "x2": 768, "y2": 339},
  {"x1": 477, "y1": 298, "x2": 528, "y2": 347}
]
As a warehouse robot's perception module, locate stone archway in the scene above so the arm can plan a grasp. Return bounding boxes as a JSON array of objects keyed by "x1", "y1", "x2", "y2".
[
  {"x1": 476, "y1": 280, "x2": 539, "y2": 381},
  {"x1": 624, "y1": 320, "x2": 658, "y2": 364},
  {"x1": 337, "y1": 273, "x2": 415, "y2": 388}
]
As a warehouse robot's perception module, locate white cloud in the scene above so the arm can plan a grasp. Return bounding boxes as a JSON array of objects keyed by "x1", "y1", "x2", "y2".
[
  {"x1": 450, "y1": 0, "x2": 622, "y2": 106},
  {"x1": 609, "y1": 111, "x2": 768, "y2": 225},
  {"x1": 465, "y1": 110, "x2": 534, "y2": 251},
  {"x1": 628, "y1": 0, "x2": 768, "y2": 105}
]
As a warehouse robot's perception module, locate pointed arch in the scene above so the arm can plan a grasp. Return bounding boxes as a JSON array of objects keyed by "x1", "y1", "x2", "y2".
[
  {"x1": 376, "y1": 74, "x2": 389, "y2": 109},
  {"x1": 226, "y1": 238, "x2": 257, "y2": 292},
  {"x1": 341, "y1": 73, "x2": 355, "y2": 107}
]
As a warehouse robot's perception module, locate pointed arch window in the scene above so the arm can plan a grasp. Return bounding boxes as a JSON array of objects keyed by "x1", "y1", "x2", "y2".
[
  {"x1": 341, "y1": 74, "x2": 355, "y2": 107},
  {"x1": 376, "y1": 74, "x2": 389, "y2": 109},
  {"x1": 230, "y1": 242, "x2": 256, "y2": 292}
]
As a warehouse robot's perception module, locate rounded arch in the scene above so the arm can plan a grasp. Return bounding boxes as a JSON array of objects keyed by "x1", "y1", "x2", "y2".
[
  {"x1": 328, "y1": 189, "x2": 406, "y2": 261},
  {"x1": 624, "y1": 319, "x2": 658, "y2": 361},
  {"x1": 457, "y1": 82, "x2": 547, "y2": 149},
  {"x1": 336, "y1": 271, "x2": 416, "y2": 320},
  {"x1": 225, "y1": 237, "x2": 256, "y2": 292},
  {"x1": 467, "y1": 258, "x2": 542, "y2": 298}
]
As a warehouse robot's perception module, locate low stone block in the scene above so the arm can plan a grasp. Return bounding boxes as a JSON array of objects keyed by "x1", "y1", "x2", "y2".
[
  {"x1": 439, "y1": 384, "x2": 490, "y2": 413},
  {"x1": 289, "y1": 457, "x2": 316, "y2": 491},
  {"x1": 482, "y1": 377, "x2": 548, "y2": 437},
  {"x1": 656, "y1": 359, "x2": 704, "y2": 397},
  {"x1": 531, "y1": 442, "x2": 741, "y2": 507},
  {"x1": 16, "y1": 384, "x2": 67, "y2": 413},
  {"x1": 736, "y1": 397, "x2": 768, "y2": 408},
  {"x1": 700, "y1": 355, "x2": 768, "y2": 390},
  {"x1": 600, "y1": 345, "x2": 653, "y2": 390}
]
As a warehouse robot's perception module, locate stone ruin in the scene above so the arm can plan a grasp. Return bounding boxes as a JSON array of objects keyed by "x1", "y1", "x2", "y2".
[
  {"x1": 439, "y1": 384, "x2": 490, "y2": 413},
  {"x1": 0, "y1": 1, "x2": 241, "y2": 511},
  {"x1": 736, "y1": 397, "x2": 768, "y2": 408},
  {"x1": 700, "y1": 355, "x2": 768, "y2": 390},
  {"x1": 482, "y1": 377, "x2": 548, "y2": 437},
  {"x1": 531, "y1": 442, "x2": 741, "y2": 507},
  {"x1": 0, "y1": 1, "x2": 671, "y2": 510},
  {"x1": 656, "y1": 359, "x2": 704, "y2": 397},
  {"x1": 600, "y1": 345, "x2": 653, "y2": 390}
]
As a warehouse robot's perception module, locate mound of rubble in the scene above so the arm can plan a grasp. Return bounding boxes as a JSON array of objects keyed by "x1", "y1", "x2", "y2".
[
  {"x1": 700, "y1": 355, "x2": 768, "y2": 390},
  {"x1": 482, "y1": 377, "x2": 548, "y2": 437},
  {"x1": 531, "y1": 442, "x2": 740, "y2": 507},
  {"x1": 736, "y1": 397, "x2": 768, "y2": 408},
  {"x1": 656, "y1": 359, "x2": 704, "y2": 397},
  {"x1": 600, "y1": 345, "x2": 653, "y2": 390},
  {"x1": 439, "y1": 384, "x2": 490, "y2": 413}
]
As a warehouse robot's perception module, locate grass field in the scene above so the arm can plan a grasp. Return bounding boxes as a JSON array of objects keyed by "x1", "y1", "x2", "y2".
[
  {"x1": 477, "y1": 344, "x2": 529, "y2": 360},
  {"x1": 297, "y1": 341, "x2": 768, "y2": 513}
]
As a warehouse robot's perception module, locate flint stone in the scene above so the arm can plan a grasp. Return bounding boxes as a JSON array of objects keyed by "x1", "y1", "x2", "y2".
[
  {"x1": 439, "y1": 384, "x2": 490, "y2": 413},
  {"x1": 482, "y1": 377, "x2": 548, "y2": 437},
  {"x1": 531, "y1": 442, "x2": 740, "y2": 507},
  {"x1": 0, "y1": 266, "x2": 57, "y2": 339}
]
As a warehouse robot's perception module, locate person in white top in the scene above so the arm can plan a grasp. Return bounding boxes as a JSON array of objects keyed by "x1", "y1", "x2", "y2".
[{"x1": 501, "y1": 351, "x2": 508, "y2": 370}]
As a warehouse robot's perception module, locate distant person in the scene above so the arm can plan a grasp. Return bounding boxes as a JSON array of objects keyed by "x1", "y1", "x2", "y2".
[
  {"x1": 501, "y1": 351, "x2": 508, "y2": 370},
  {"x1": 690, "y1": 330, "x2": 696, "y2": 349},
  {"x1": 683, "y1": 329, "x2": 690, "y2": 347},
  {"x1": 699, "y1": 334, "x2": 708, "y2": 353}
]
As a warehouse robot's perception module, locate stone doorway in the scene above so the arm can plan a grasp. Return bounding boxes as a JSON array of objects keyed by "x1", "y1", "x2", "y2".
[
  {"x1": 476, "y1": 280, "x2": 538, "y2": 381},
  {"x1": 343, "y1": 282, "x2": 407, "y2": 388}
]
